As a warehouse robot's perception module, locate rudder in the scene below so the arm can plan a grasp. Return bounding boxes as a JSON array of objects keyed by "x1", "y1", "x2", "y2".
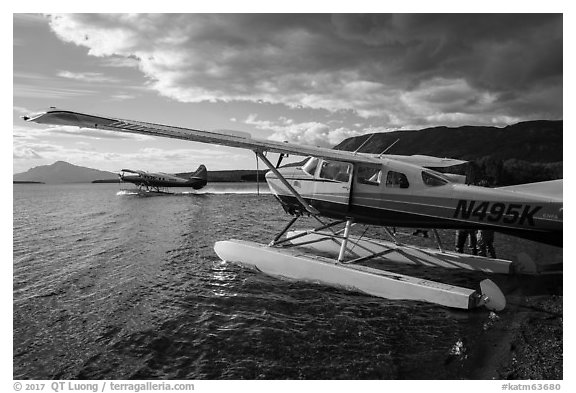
[{"x1": 190, "y1": 165, "x2": 208, "y2": 189}]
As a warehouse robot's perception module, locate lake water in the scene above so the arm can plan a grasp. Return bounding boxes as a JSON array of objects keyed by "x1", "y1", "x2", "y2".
[{"x1": 13, "y1": 183, "x2": 562, "y2": 379}]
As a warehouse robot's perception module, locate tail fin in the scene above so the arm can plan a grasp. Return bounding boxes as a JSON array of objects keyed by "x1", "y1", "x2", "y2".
[
  {"x1": 191, "y1": 164, "x2": 207, "y2": 180},
  {"x1": 190, "y1": 164, "x2": 208, "y2": 189}
]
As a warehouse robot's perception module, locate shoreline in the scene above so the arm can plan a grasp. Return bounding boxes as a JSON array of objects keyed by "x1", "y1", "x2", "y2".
[{"x1": 467, "y1": 279, "x2": 562, "y2": 379}]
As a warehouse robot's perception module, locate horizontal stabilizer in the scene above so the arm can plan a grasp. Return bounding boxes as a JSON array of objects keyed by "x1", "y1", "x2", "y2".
[{"x1": 498, "y1": 179, "x2": 562, "y2": 202}]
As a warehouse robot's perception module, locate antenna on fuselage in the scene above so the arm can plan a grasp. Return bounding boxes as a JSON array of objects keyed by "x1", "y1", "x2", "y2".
[
  {"x1": 378, "y1": 138, "x2": 400, "y2": 159},
  {"x1": 353, "y1": 133, "x2": 376, "y2": 154}
]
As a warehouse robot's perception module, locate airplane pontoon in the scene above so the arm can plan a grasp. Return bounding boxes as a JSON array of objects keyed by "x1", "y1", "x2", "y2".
[{"x1": 23, "y1": 109, "x2": 563, "y2": 311}]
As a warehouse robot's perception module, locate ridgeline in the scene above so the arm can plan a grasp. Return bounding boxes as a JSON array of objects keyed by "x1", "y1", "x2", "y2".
[
  {"x1": 334, "y1": 120, "x2": 562, "y2": 186},
  {"x1": 334, "y1": 120, "x2": 561, "y2": 162}
]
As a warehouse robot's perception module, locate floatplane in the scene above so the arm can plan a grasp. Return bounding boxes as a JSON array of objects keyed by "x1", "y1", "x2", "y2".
[
  {"x1": 119, "y1": 165, "x2": 207, "y2": 195},
  {"x1": 23, "y1": 109, "x2": 563, "y2": 311}
]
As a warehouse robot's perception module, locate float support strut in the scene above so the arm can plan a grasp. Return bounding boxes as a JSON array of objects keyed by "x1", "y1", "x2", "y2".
[
  {"x1": 432, "y1": 229, "x2": 445, "y2": 252},
  {"x1": 269, "y1": 216, "x2": 300, "y2": 246},
  {"x1": 338, "y1": 219, "x2": 353, "y2": 262}
]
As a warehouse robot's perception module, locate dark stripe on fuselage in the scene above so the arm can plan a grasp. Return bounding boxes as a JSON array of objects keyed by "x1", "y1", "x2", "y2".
[
  {"x1": 121, "y1": 176, "x2": 207, "y2": 189},
  {"x1": 274, "y1": 194, "x2": 562, "y2": 247},
  {"x1": 269, "y1": 175, "x2": 345, "y2": 184}
]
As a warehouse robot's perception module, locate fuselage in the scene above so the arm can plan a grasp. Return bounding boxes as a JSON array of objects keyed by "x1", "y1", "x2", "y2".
[
  {"x1": 120, "y1": 173, "x2": 206, "y2": 189},
  {"x1": 120, "y1": 165, "x2": 208, "y2": 190},
  {"x1": 265, "y1": 157, "x2": 562, "y2": 247}
]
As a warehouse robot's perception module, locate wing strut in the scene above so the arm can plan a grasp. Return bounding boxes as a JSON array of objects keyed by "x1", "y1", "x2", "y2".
[
  {"x1": 255, "y1": 152, "x2": 260, "y2": 196},
  {"x1": 255, "y1": 151, "x2": 319, "y2": 215},
  {"x1": 378, "y1": 138, "x2": 400, "y2": 158},
  {"x1": 353, "y1": 134, "x2": 375, "y2": 154}
]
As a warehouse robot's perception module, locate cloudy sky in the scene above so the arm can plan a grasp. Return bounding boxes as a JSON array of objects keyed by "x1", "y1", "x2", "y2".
[{"x1": 13, "y1": 13, "x2": 563, "y2": 174}]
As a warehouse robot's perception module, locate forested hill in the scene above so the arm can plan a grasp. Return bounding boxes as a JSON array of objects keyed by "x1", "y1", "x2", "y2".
[
  {"x1": 334, "y1": 120, "x2": 562, "y2": 186},
  {"x1": 334, "y1": 120, "x2": 562, "y2": 163}
]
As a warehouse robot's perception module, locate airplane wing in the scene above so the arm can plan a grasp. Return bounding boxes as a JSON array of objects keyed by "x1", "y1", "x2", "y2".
[
  {"x1": 120, "y1": 169, "x2": 146, "y2": 175},
  {"x1": 385, "y1": 154, "x2": 467, "y2": 168},
  {"x1": 122, "y1": 169, "x2": 180, "y2": 180},
  {"x1": 24, "y1": 108, "x2": 464, "y2": 167}
]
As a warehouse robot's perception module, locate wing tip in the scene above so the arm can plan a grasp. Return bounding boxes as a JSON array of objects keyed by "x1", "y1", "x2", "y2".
[{"x1": 21, "y1": 107, "x2": 60, "y2": 122}]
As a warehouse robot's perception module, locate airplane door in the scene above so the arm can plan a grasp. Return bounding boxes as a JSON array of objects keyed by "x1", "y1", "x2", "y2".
[
  {"x1": 313, "y1": 160, "x2": 353, "y2": 210},
  {"x1": 352, "y1": 164, "x2": 382, "y2": 202}
]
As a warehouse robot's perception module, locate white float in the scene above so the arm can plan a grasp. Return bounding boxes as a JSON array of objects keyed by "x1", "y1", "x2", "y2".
[{"x1": 214, "y1": 239, "x2": 506, "y2": 311}]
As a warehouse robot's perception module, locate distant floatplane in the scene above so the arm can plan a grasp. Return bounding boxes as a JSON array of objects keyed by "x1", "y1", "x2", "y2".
[{"x1": 119, "y1": 165, "x2": 207, "y2": 195}]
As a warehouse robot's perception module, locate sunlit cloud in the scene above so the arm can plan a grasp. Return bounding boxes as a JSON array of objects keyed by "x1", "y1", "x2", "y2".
[
  {"x1": 13, "y1": 146, "x2": 44, "y2": 160},
  {"x1": 244, "y1": 114, "x2": 364, "y2": 148},
  {"x1": 99, "y1": 56, "x2": 140, "y2": 68},
  {"x1": 14, "y1": 71, "x2": 56, "y2": 81},
  {"x1": 110, "y1": 93, "x2": 136, "y2": 101},
  {"x1": 57, "y1": 70, "x2": 120, "y2": 83},
  {"x1": 13, "y1": 139, "x2": 63, "y2": 161}
]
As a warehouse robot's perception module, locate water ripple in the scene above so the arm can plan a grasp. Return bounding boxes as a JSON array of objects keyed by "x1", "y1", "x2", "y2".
[{"x1": 13, "y1": 183, "x2": 561, "y2": 379}]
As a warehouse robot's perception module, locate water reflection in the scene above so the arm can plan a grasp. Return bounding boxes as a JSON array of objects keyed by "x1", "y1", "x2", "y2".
[{"x1": 210, "y1": 261, "x2": 239, "y2": 298}]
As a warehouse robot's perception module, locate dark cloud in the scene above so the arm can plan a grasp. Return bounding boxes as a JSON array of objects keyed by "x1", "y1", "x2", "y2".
[
  {"x1": 46, "y1": 13, "x2": 562, "y2": 127},
  {"x1": 332, "y1": 14, "x2": 562, "y2": 91}
]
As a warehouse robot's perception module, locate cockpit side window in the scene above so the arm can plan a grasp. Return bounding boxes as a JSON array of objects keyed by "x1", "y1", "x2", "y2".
[
  {"x1": 357, "y1": 166, "x2": 381, "y2": 186},
  {"x1": 302, "y1": 157, "x2": 319, "y2": 176},
  {"x1": 386, "y1": 171, "x2": 409, "y2": 189},
  {"x1": 319, "y1": 160, "x2": 352, "y2": 183},
  {"x1": 422, "y1": 171, "x2": 448, "y2": 187}
]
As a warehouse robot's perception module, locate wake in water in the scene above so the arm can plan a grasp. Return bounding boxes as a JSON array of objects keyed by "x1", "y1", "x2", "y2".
[
  {"x1": 116, "y1": 190, "x2": 144, "y2": 196},
  {"x1": 116, "y1": 190, "x2": 177, "y2": 197},
  {"x1": 183, "y1": 188, "x2": 271, "y2": 195},
  {"x1": 193, "y1": 182, "x2": 271, "y2": 195},
  {"x1": 116, "y1": 184, "x2": 271, "y2": 196}
]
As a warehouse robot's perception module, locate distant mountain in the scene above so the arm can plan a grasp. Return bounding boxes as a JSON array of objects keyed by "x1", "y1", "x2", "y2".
[
  {"x1": 13, "y1": 161, "x2": 118, "y2": 184},
  {"x1": 334, "y1": 120, "x2": 562, "y2": 163}
]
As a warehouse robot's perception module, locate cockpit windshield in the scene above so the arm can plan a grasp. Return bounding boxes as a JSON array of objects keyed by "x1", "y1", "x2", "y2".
[{"x1": 421, "y1": 171, "x2": 449, "y2": 187}]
